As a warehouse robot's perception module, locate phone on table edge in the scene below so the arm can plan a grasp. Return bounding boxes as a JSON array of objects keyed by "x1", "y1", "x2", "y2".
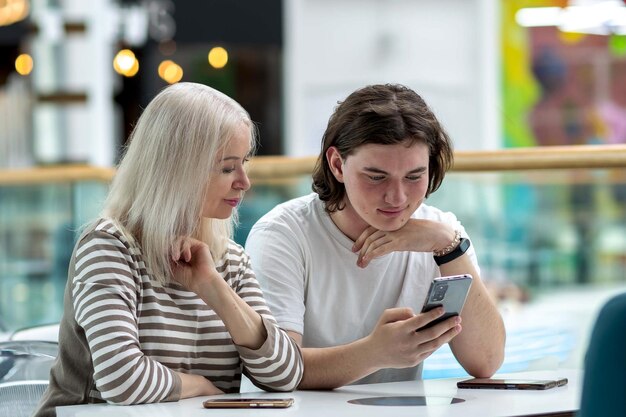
[
  {"x1": 417, "y1": 274, "x2": 473, "y2": 331},
  {"x1": 202, "y1": 398, "x2": 295, "y2": 409},
  {"x1": 456, "y1": 377, "x2": 569, "y2": 390}
]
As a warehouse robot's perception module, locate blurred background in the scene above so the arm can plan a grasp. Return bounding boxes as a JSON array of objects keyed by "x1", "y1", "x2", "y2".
[{"x1": 1, "y1": 0, "x2": 626, "y2": 378}]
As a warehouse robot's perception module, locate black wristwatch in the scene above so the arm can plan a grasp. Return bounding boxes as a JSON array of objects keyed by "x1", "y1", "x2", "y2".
[{"x1": 433, "y1": 238, "x2": 471, "y2": 266}]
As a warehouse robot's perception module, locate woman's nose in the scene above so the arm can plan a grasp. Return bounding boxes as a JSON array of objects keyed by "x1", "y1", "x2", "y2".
[{"x1": 234, "y1": 170, "x2": 251, "y2": 191}]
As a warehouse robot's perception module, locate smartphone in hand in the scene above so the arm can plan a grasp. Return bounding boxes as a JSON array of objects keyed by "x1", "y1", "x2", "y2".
[
  {"x1": 202, "y1": 398, "x2": 294, "y2": 408},
  {"x1": 417, "y1": 274, "x2": 473, "y2": 331}
]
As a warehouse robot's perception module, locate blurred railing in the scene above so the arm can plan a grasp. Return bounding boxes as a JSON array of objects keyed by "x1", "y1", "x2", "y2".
[{"x1": 3, "y1": 144, "x2": 626, "y2": 185}]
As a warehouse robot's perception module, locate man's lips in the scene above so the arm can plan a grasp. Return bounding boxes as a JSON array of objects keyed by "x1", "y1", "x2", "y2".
[{"x1": 377, "y1": 207, "x2": 405, "y2": 216}]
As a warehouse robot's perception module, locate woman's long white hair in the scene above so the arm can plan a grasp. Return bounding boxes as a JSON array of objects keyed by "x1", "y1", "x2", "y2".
[{"x1": 103, "y1": 82, "x2": 256, "y2": 285}]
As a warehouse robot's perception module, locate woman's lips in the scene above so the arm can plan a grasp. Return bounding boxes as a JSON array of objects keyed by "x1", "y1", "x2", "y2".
[{"x1": 224, "y1": 199, "x2": 240, "y2": 207}]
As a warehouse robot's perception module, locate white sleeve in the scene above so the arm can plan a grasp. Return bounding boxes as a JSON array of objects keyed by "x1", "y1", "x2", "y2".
[{"x1": 245, "y1": 220, "x2": 308, "y2": 335}]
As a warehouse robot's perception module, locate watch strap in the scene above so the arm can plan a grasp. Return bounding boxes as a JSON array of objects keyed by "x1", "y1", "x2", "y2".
[{"x1": 433, "y1": 237, "x2": 471, "y2": 266}]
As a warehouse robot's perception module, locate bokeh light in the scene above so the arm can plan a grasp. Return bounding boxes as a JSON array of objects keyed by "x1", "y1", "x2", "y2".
[
  {"x1": 15, "y1": 53, "x2": 33, "y2": 76},
  {"x1": 208, "y1": 46, "x2": 228, "y2": 69},
  {"x1": 158, "y1": 60, "x2": 183, "y2": 84},
  {"x1": 113, "y1": 49, "x2": 139, "y2": 77}
]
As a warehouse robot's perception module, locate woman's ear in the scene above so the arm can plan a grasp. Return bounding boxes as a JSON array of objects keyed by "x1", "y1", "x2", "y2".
[{"x1": 326, "y1": 146, "x2": 345, "y2": 183}]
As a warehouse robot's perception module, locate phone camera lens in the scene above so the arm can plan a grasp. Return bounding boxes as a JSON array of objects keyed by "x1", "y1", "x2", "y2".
[{"x1": 432, "y1": 283, "x2": 448, "y2": 302}]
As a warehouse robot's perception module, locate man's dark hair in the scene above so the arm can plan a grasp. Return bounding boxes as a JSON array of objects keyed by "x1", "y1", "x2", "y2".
[{"x1": 312, "y1": 83, "x2": 454, "y2": 213}]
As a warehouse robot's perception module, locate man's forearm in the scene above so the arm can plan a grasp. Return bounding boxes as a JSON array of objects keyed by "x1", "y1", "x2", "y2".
[
  {"x1": 441, "y1": 256, "x2": 506, "y2": 377},
  {"x1": 295, "y1": 338, "x2": 378, "y2": 389},
  {"x1": 451, "y1": 283, "x2": 505, "y2": 377}
]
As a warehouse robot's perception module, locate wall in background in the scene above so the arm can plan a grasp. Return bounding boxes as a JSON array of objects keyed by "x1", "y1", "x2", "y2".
[{"x1": 283, "y1": 0, "x2": 501, "y2": 155}]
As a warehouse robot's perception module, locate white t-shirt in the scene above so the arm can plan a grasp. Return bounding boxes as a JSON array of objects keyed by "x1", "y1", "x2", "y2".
[{"x1": 245, "y1": 193, "x2": 479, "y2": 384}]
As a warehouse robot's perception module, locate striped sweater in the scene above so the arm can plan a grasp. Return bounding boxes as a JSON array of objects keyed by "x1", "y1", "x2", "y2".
[{"x1": 34, "y1": 219, "x2": 302, "y2": 416}]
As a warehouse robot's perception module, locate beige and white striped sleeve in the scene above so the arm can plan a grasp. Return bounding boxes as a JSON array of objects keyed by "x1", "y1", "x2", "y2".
[
  {"x1": 71, "y1": 229, "x2": 182, "y2": 404},
  {"x1": 225, "y1": 245, "x2": 303, "y2": 391}
]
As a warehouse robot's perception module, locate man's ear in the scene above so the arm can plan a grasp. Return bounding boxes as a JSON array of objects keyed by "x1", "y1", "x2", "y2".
[{"x1": 326, "y1": 146, "x2": 345, "y2": 183}]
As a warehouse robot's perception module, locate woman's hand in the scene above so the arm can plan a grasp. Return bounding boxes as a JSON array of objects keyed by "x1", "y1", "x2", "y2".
[
  {"x1": 170, "y1": 237, "x2": 220, "y2": 293},
  {"x1": 170, "y1": 237, "x2": 266, "y2": 349},
  {"x1": 352, "y1": 219, "x2": 456, "y2": 268}
]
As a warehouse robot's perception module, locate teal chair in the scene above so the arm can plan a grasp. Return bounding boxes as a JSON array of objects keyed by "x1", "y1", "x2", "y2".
[{"x1": 578, "y1": 293, "x2": 626, "y2": 417}]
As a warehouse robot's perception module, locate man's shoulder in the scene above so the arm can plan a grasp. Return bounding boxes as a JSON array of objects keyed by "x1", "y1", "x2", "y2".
[
  {"x1": 253, "y1": 193, "x2": 320, "y2": 228},
  {"x1": 413, "y1": 203, "x2": 457, "y2": 223}
]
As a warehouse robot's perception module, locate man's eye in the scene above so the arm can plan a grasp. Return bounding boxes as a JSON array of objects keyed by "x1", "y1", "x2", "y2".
[
  {"x1": 368, "y1": 176, "x2": 385, "y2": 181},
  {"x1": 406, "y1": 175, "x2": 422, "y2": 181}
]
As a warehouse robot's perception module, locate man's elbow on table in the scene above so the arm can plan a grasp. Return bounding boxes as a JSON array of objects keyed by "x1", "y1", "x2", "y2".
[{"x1": 464, "y1": 347, "x2": 505, "y2": 378}]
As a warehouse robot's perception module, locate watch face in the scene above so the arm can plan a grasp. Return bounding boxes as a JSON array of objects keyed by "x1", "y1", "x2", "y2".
[{"x1": 459, "y1": 238, "x2": 470, "y2": 252}]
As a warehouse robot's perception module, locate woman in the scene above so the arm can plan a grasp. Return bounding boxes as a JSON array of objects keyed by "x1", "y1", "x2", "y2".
[{"x1": 34, "y1": 82, "x2": 303, "y2": 416}]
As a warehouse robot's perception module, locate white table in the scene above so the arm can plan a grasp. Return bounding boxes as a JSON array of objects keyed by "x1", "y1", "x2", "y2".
[{"x1": 57, "y1": 369, "x2": 580, "y2": 417}]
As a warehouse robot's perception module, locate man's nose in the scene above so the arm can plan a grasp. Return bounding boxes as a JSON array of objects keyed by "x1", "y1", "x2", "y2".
[{"x1": 384, "y1": 180, "x2": 407, "y2": 206}]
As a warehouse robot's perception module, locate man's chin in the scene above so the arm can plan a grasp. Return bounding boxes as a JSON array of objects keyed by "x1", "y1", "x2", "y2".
[{"x1": 371, "y1": 218, "x2": 409, "y2": 232}]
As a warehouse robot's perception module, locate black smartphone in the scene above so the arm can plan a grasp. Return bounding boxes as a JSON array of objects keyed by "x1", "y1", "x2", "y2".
[
  {"x1": 202, "y1": 398, "x2": 294, "y2": 408},
  {"x1": 457, "y1": 377, "x2": 568, "y2": 390},
  {"x1": 417, "y1": 274, "x2": 473, "y2": 331}
]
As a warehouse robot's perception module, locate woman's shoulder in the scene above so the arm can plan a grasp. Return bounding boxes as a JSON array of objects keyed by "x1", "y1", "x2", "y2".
[
  {"x1": 215, "y1": 240, "x2": 255, "y2": 285},
  {"x1": 71, "y1": 219, "x2": 144, "y2": 285},
  {"x1": 75, "y1": 218, "x2": 138, "y2": 255},
  {"x1": 223, "y1": 239, "x2": 248, "y2": 262}
]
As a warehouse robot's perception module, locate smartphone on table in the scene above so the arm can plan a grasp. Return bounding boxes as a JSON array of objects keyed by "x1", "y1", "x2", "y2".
[
  {"x1": 417, "y1": 274, "x2": 473, "y2": 331},
  {"x1": 457, "y1": 377, "x2": 568, "y2": 390},
  {"x1": 202, "y1": 398, "x2": 294, "y2": 408}
]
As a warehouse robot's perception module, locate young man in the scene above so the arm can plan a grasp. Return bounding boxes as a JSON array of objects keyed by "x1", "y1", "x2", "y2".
[{"x1": 246, "y1": 84, "x2": 505, "y2": 388}]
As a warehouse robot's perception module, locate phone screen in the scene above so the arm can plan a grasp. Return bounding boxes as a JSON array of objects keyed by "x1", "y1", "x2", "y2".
[
  {"x1": 457, "y1": 378, "x2": 568, "y2": 390},
  {"x1": 202, "y1": 398, "x2": 294, "y2": 408}
]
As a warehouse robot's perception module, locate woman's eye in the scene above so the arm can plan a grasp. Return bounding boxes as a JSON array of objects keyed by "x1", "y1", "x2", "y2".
[{"x1": 222, "y1": 167, "x2": 235, "y2": 174}]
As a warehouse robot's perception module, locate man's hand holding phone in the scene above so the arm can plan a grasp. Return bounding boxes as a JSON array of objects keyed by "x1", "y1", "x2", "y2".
[
  {"x1": 418, "y1": 274, "x2": 473, "y2": 331},
  {"x1": 359, "y1": 275, "x2": 471, "y2": 373},
  {"x1": 363, "y1": 306, "x2": 462, "y2": 371}
]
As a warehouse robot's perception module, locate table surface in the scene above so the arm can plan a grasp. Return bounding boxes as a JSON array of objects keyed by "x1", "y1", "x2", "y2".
[{"x1": 56, "y1": 369, "x2": 580, "y2": 417}]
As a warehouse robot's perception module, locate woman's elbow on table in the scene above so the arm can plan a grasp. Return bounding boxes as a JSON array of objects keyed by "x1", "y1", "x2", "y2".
[
  {"x1": 96, "y1": 371, "x2": 181, "y2": 405},
  {"x1": 100, "y1": 386, "x2": 178, "y2": 406},
  {"x1": 100, "y1": 390, "x2": 147, "y2": 406},
  {"x1": 245, "y1": 351, "x2": 304, "y2": 392}
]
